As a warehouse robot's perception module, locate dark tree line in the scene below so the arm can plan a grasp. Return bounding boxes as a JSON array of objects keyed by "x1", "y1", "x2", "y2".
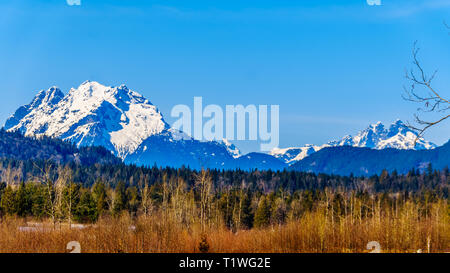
[
  {"x1": 0, "y1": 159, "x2": 448, "y2": 228},
  {"x1": 0, "y1": 129, "x2": 120, "y2": 166},
  {"x1": 1, "y1": 156, "x2": 448, "y2": 196},
  {"x1": 0, "y1": 129, "x2": 448, "y2": 228}
]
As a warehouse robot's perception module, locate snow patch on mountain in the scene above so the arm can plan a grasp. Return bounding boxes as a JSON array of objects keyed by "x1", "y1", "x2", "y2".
[
  {"x1": 270, "y1": 144, "x2": 323, "y2": 164},
  {"x1": 221, "y1": 139, "x2": 242, "y2": 158}
]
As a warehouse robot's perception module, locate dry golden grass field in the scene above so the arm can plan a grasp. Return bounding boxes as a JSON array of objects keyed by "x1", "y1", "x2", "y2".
[{"x1": 1, "y1": 202, "x2": 448, "y2": 253}]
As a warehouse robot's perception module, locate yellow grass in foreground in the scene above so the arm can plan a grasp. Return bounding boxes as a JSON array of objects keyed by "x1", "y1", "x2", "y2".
[{"x1": 1, "y1": 204, "x2": 448, "y2": 253}]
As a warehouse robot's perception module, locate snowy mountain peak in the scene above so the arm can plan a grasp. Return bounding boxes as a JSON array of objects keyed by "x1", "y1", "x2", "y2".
[
  {"x1": 392, "y1": 119, "x2": 403, "y2": 125},
  {"x1": 70, "y1": 81, "x2": 117, "y2": 99},
  {"x1": 370, "y1": 121, "x2": 385, "y2": 133},
  {"x1": 339, "y1": 120, "x2": 436, "y2": 150},
  {"x1": 70, "y1": 81, "x2": 150, "y2": 107},
  {"x1": 387, "y1": 119, "x2": 409, "y2": 137},
  {"x1": 32, "y1": 86, "x2": 65, "y2": 108},
  {"x1": 5, "y1": 81, "x2": 169, "y2": 159},
  {"x1": 270, "y1": 119, "x2": 437, "y2": 165},
  {"x1": 5, "y1": 86, "x2": 65, "y2": 130}
]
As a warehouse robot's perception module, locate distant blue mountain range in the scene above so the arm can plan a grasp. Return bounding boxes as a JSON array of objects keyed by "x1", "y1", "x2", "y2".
[
  {"x1": 290, "y1": 140, "x2": 450, "y2": 176},
  {"x1": 4, "y1": 81, "x2": 448, "y2": 175}
]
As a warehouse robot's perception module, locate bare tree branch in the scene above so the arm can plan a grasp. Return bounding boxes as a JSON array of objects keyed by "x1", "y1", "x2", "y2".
[{"x1": 403, "y1": 40, "x2": 449, "y2": 145}]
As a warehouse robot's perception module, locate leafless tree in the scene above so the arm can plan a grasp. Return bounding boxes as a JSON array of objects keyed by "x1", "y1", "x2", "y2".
[
  {"x1": 138, "y1": 174, "x2": 153, "y2": 217},
  {"x1": 106, "y1": 186, "x2": 115, "y2": 215},
  {"x1": 58, "y1": 166, "x2": 75, "y2": 227},
  {"x1": 171, "y1": 177, "x2": 187, "y2": 224},
  {"x1": 32, "y1": 162, "x2": 59, "y2": 227},
  {"x1": 403, "y1": 37, "x2": 449, "y2": 143},
  {"x1": 195, "y1": 169, "x2": 213, "y2": 232},
  {"x1": 1, "y1": 163, "x2": 23, "y2": 187},
  {"x1": 161, "y1": 174, "x2": 169, "y2": 223}
]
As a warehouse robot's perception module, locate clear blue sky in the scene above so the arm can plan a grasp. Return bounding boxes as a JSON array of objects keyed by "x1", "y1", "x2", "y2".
[{"x1": 0, "y1": 0, "x2": 449, "y2": 154}]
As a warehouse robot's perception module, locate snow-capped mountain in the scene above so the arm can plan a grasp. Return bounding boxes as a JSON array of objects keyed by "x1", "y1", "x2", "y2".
[
  {"x1": 269, "y1": 144, "x2": 322, "y2": 164},
  {"x1": 5, "y1": 81, "x2": 169, "y2": 159},
  {"x1": 327, "y1": 120, "x2": 436, "y2": 150},
  {"x1": 271, "y1": 120, "x2": 436, "y2": 165},
  {"x1": 4, "y1": 81, "x2": 280, "y2": 170},
  {"x1": 290, "y1": 140, "x2": 450, "y2": 176}
]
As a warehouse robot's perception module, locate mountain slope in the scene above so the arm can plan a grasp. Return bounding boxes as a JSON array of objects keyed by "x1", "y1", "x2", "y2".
[
  {"x1": 234, "y1": 152, "x2": 287, "y2": 171},
  {"x1": 271, "y1": 120, "x2": 436, "y2": 164},
  {"x1": 0, "y1": 129, "x2": 120, "y2": 166},
  {"x1": 125, "y1": 132, "x2": 235, "y2": 169},
  {"x1": 125, "y1": 132, "x2": 287, "y2": 171},
  {"x1": 290, "y1": 140, "x2": 450, "y2": 176}
]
